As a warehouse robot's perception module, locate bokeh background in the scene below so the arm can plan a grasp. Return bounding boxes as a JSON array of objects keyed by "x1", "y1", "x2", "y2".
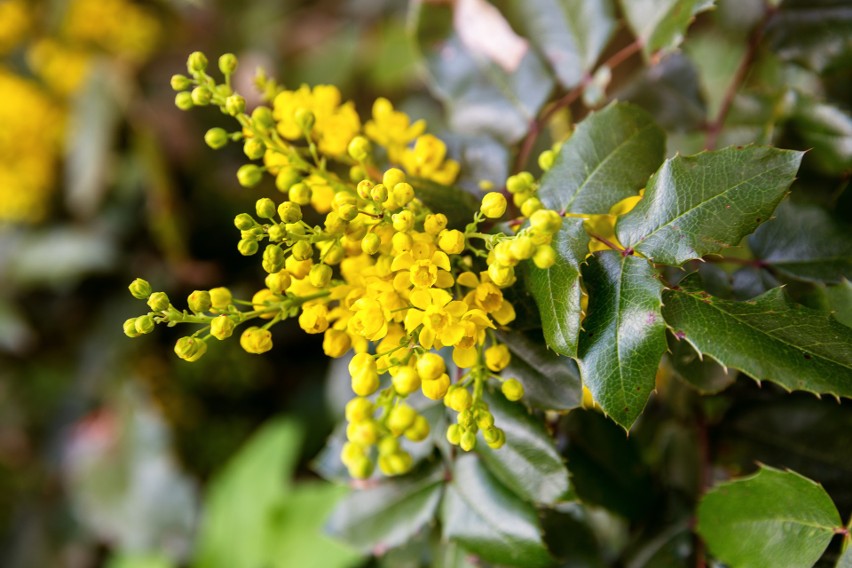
[{"x1": 0, "y1": 1, "x2": 423, "y2": 566}]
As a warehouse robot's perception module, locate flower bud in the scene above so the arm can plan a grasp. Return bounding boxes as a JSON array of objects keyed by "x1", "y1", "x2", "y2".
[
  {"x1": 538, "y1": 149, "x2": 556, "y2": 171},
  {"x1": 421, "y1": 374, "x2": 450, "y2": 400},
  {"x1": 237, "y1": 238, "x2": 259, "y2": 256},
  {"x1": 480, "y1": 192, "x2": 507, "y2": 219},
  {"x1": 128, "y1": 278, "x2": 152, "y2": 300},
  {"x1": 309, "y1": 263, "x2": 332, "y2": 288},
  {"x1": 506, "y1": 171, "x2": 534, "y2": 194},
  {"x1": 175, "y1": 91, "x2": 193, "y2": 110},
  {"x1": 446, "y1": 424, "x2": 462, "y2": 445},
  {"x1": 530, "y1": 209, "x2": 563, "y2": 234},
  {"x1": 252, "y1": 106, "x2": 275, "y2": 129},
  {"x1": 218, "y1": 53, "x2": 238, "y2": 75},
  {"x1": 356, "y1": 180, "x2": 374, "y2": 199},
  {"x1": 210, "y1": 315, "x2": 235, "y2": 340},
  {"x1": 255, "y1": 197, "x2": 276, "y2": 219},
  {"x1": 244, "y1": 138, "x2": 265, "y2": 160},
  {"x1": 391, "y1": 366, "x2": 421, "y2": 396},
  {"x1": 510, "y1": 235, "x2": 535, "y2": 260},
  {"x1": 175, "y1": 336, "x2": 207, "y2": 362},
  {"x1": 147, "y1": 292, "x2": 170, "y2": 312},
  {"x1": 460, "y1": 430, "x2": 477, "y2": 452},
  {"x1": 237, "y1": 164, "x2": 263, "y2": 187},
  {"x1": 225, "y1": 94, "x2": 246, "y2": 116},
  {"x1": 209, "y1": 287, "x2": 232, "y2": 311},
  {"x1": 520, "y1": 197, "x2": 543, "y2": 217},
  {"x1": 347, "y1": 136, "x2": 371, "y2": 161},
  {"x1": 262, "y1": 245, "x2": 285, "y2": 273},
  {"x1": 322, "y1": 329, "x2": 351, "y2": 358},
  {"x1": 288, "y1": 182, "x2": 311, "y2": 205},
  {"x1": 405, "y1": 415, "x2": 430, "y2": 442},
  {"x1": 416, "y1": 352, "x2": 446, "y2": 382},
  {"x1": 345, "y1": 397, "x2": 374, "y2": 422},
  {"x1": 533, "y1": 245, "x2": 557, "y2": 269},
  {"x1": 277, "y1": 201, "x2": 301, "y2": 223},
  {"x1": 265, "y1": 270, "x2": 292, "y2": 294},
  {"x1": 123, "y1": 318, "x2": 140, "y2": 338},
  {"x1": 387, "y1": 404, "x2": 417, "y2": 436},
  {"x1": 382, "y1": 168, "x2": 406, "y2": 188},
  {"x1": 423, "y1": 214, "x2": 447, "y2": 235},
  {"x1": 292, "y1": 240, "x2": 313, "y2": 261},
  {"x1": 188, "y1": 290, "x2": 212, "y2": 313},
  {"x1": 369, "y1": 184, "x2": 388, "y2": 203},
  {"x1": 204, "y1": 127, "x2": 229, "y2": 150},
  {"x1": 502, "y1": 378, "x2": 524, "y2": 401},
  {"x1": 170, "y1": 75, "x2": 191, "y2": 92},
  {"x1": 191, "y1": 86, "x2": 212, "y2": 106},
  {"x1": 485, "y1": 344, "x2": 511, "y2": 372},
  {"x1": 392, "y1": 183, "x2": 414, "y2": 207},
  {"x1": 446, "y1": 386, "x2": 472, "y2": 412},
  {"x1": 275, "y1": 168, "x2": 300, "y2": 193},
  {"x1": 438, "y1": 229, "x2": 465, "y2": 255},
  {"x1": 485, "y1": 427, "x2": 505, "y2": 449},
  {"x1": 240, "y1": 326, "x2": 273, "y2": 354},
  {"x1": 294, "y1": 108, "x2": 315, "y2": 132},
  {"x1": 267, "y1": 223, "x2": 285, "y2": 242},
  {"x1": 361, "y1": 232, "x2": 381, "y2": 255},
  {"x1": 187, "y1": 51, "x2": 208, "y2": 73},
  {"x1": 234, "y1": 213, "x2": 256, "y2": 230},
  {"x1": 487, "y1": 263, "x2": 515, "y2": 287},
  {"x1": 392, "y1": 210, "x2": 414, "y2": 232}
]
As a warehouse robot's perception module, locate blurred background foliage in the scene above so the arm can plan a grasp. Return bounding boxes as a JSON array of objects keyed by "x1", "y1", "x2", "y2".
[{"x1": 0, "y1": 0, "x2": 850, "y2": 566}]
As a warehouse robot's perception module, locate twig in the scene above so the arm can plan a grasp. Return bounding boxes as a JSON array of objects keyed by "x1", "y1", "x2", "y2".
[{"x1": 514, "y1": 40, "x2": 642, "y2": 172}]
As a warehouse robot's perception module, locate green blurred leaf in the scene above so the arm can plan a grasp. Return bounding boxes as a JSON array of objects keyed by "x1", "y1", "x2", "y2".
[
  {"x1": 541, "y1": 503, "x2": 606, "y2": 567},
  {"x1": 662, "y1": 281, "x2": 852, "y2": 399},
  {"x1": 764, "y1": 0, "x2": 852, "y2": 73},
  {"x1": 616, "y1": 146, "x2": 803, "y2": 265},
  {"x1": 326, "y1": 461, "x2": 445, "y2": 553},
  {"x1": 698, "y1": 466, "x2": 841, "y2": 568},
  {"x1": 683, "y1": 28, "x2": 746, "y2": 119},
  {"x1": 411, "y1": 1, "x2": 554, "y2": 143},
  {"x1": 498, "y1": 330, "x2": 583, "y2": 411},
  {"x1": 621, "y1": 0, "x2": 715, "y2": 60},
  {"x1": 667, "y1": 332, "x2": 736, "y2": 394},
  {"x1": 526, "y1": 218, "x2": 589, "y2": 357},
  {"x1": 410, "y1": 177, "x2": 479, "y2": 231},
  {"x1": 749, "y1": 199, "x2": 852, "y2": 283},
  {"x1": 538, "y1": 102, "x2": 666, "y2": 215},
  {"x1": 442, "y1": 454, "x2": 551, "y2": 567},
  {"x1": 507, "y1": 0, "x2": 616, "y2": 88},
  {"x1": 476, "y1": 389, "x2": 569, "y2": 505},
  {"x1": 825, "y1": 280, "x2": 852, "y2": 328},
  {"x1": 561, "y1": 409, "x2": 655, "y2": 520},
  {"x1": 791, "y1": 98, "x2": 852, "y2": 175},
  {"x1": 106, "y1": 555, "x2": 174, "y2": 568},
  {"x1": 578, "y1": 252, "x2": 667, "y2": 429}
]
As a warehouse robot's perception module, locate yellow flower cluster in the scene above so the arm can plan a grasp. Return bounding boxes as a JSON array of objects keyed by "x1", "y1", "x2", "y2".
[
  {"x1": 0, "y1": 68, "x2": 62, "y2": 223},
  {"x1": 128, "y1": 53, "x2": 568, "y2": 479}
]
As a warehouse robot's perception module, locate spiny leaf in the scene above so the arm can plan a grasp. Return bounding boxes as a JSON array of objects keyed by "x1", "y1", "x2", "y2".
[
  {"x1": 616, "y1": 145, "x2": 803, "y2": 266},
  {"x1": 526, "y1": 218, "x2": 589, "y2": 357},
  {"x1": 538, "y1": 102, "x2": 665, "y2": 215},
  {"x1": 578, "y1": 251, "x2": 667, "y2": 429},
  {"x1": 507, "y1": 0, "x2": 616, "y2": 88},
  {"x1": 698, "y1": 466, "x2": 842, "y2": 568},
  {"x1": 620, "y1": 0, "x2": 715, "y2": 60},
  {"x1": 442, "y1": 454, "x2": 551, "y2": 567},
  {"x1": 662, "y1": 280, "x2": 852, "y2": 399}
]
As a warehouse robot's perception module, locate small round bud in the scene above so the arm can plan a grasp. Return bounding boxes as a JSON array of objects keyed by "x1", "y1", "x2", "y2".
[
  {"x1": 405, "y1": 415, "x2": 430, "y2": 442},
  {"x1": 175, "y1": 91, "x2": 194, "y2": 110},
  {"x1": 424, "y1": 214, "x2": 447, "y2": 235},
  {"x1": 446, "y1": 386, "x2": 472, "y2": 412},
  {"x1": 244, "y1": 138, "x2": 265, "y2": 160},
  {"x1": 128, "y1": 278, "x2": 152, "y2": 300},
  {"x1": 485, "y1": 344, "x2": 511, "y2": 372},
  {"x1": 460, "y1": 430, "x2": 477, "y2": 452},
  {"x1": 345, "y1": 398, "x2": 374, "y2": 423},
  {"x1": 294, "y1": 108, "x2": 315, "y2": 132},
  {"x1": 187, "y1": 51, "x2": 208, "y2": 73},
  {"x1": 204, "y1": 127, "x2": 229, "y2": 150},
  {"x1": 218, "y1": 53, "x2": 238, "y2": 75},
  {"x1": 446, "y1": 424, "x2": 462, "y2": 445},
  {"x1": 487, "y1": 263, "x2": 515, "y2": 287},
  {"x1": 361, "y1": 232, "x2": 381, "y2": 255},
  {"x1": 175, "y1": 336, "x2": 207, "y2": 362},
  {"x1": 262, "y1": 244, "x2": 285, "y2": 273},
  {"x1": 338, "y1": 203, "x2": 359, "y2": 222},
  {"x1": 240, "y1": 326, "x2": 273, "y2": 354},
  {"x1": 382, "y1": 168, "x2": 406, "y2": 188},
  {"x1": 275, "y1": 167, "x2": 300, "y2": 193},
  {"x1": 188, "y1": 290, "x2": 212, "y2": 313},
  {"x1": 234, "y1": 213, "x2": 256, "y2": 230},
  {"x1": 369, "y1": 184, "x2": 388, "y2": 203},
  {"x1": 309, "y1": 263, "x2": 332, "y2": 288},
  {"x1": 485, "y1": 427, "x2": 505, "y2": 449},
  {"x1": 347, "y1": 136, "x2": 371, "y2": 161},
  {"x1": 277, "y1": 201, "x2": 301, "y2": 224},
  {"x1": 237, "y1": 238, "x2": 259, "y2": 256},
  {"x1": 265, "y1": 270, "x2": 292, "y2": 294},
  {"x1": 225, "y1": 94, "x2": 246, "y2": 116},
  {"x1": 388, "y1": 404, "x2": 417, "y2": 436},
  {"x1": 510, "y1": 235, "x2": 535, "y2": 260},
  {"x1": 210, "y1": 316, "x2": 235, "y2": 340},
  {"x1": 538, "y1": 149, "x2": 556, "y2": 171},
  {"x1": 267, "y1": 224, "x2": 285, "y2": 242},
  {"x1": 237, "y1": 164, "x2": 263, "y2": 187},
  {"x1": 506, "y1": 171, "x2": 534, "y2": 194},
  {"x1": 392, "y1": 210, "x2": 414, "y2": 233},
  {"x1": 438, "y1": 229, "x2": 465, "y2": 255},
  {"x1": 191, "y1": 86, "x2": 212, "y2": 106},
  {"x1": 391, "y1": 366, "x2": 421, "y2": 396},
  {"x1": 392, "y1": 183, "x2": 414, "y2": 206},
  {"x1": 291, "y1": 240, "x2": 313, "y2": 261},
  {"x1": 170, "y1": 74, "x2": 192, "y2": 91},
  {"x1": 520, "y1": 197, "x2": 543, "y2": 217},
  {"x1": 421, "y1": 374, "x2": 450, "y2": 401},
  {"x1": 476, "y1": 411, "x2": 495, "y2": 430},
  {"x1": 356, "y1": 180, "x2": 374, "y2": 199},
  {"x1": 321, "y1": 242, "x2": 345, "y2": 265},
  {"x1": 480, "y1": 192, "x2": 507, "y2": 219},
  {"x1": 147, "y1": 292, "x2": 170, "y2": 312},
  {"x1": 347, "y1": 455, "x2": 374, "y2": 479},
  {"x1": 123, "y1": 318, "x2": 140, "y2": 338},
  {"x1": 416, "y1": 352, "x2": 446, "y2": 382},
  {"x1": 502, "y1": 378, "x2": 524, "y2": 401},
  {"x1": 209, "y1": 287, "x2": 232, "y2": 311},
  {"x1": 530, "y1": 209, "x2": 563, "y2": 234},
  {"x1": 252, "y1": 106, "x2": 275, "y2": 129},
  {"x1": 255, "y1": 198, "x2": 276, "y2": 219},
  {"x1": 322, "y1": 329, "x2": 351, "y2": 357},
  {"x1": 288, "y1": 183, "x2": 311, "y2": 205},
  {"x1": 533, "y1": 245, "x2": 557, "y2": 269}
]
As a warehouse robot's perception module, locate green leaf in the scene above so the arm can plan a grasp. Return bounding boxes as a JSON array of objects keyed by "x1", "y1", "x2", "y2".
[
  {"x1": 667, "y1": 331, "x2": 736, "y2": 394},
  {"x1": 476, "y1": 389, "x2": 570, "y2": 505},
  {"x1": 749, "y1": 199, "x2": 852, "y2": 284},
  {"x1": 578, "y1": 251, "x2": 667, "y2": 429},
  {"x1": 498, "y1": 330, "x2": 583, "y2": 411},
  {"x1": 326, "y1": 461, "x2": 445, "y2": 553},
  {"x1": 411, "y1": 1, "x2": 554, "y2": 144},
  {"x1": 410, "y1": 177, "x2": 480, "y2": 231},
  {"x1": 538, "y1": 102, "x2": 665, "y2": 215},
  {"x1": 541, "y1": 503, "x2": 606, "y2": 567},
  {"x1": 792, "y1": 99, "x2": 852, "y2": 176},
  {"x1": 620, "y1": 0, "x2": 715, "y2": 60},
  {"x1": 507, "y1": 0, "x2": 616, "y2": 88},
  {"x1": 526, "y1": 218, "x2": 590, "y2": 357},
  {"x1": 825, "y1": 280, "x2": 852, "y2": 328},
  {"x1": 442, "y1": 454, "x2": 551, "y2": 567},
  {"x1": 697, "y1": 466, "x2": 842, "y2": 568},
  {"x1": 683, "y1": 28, "x2": 746, "y2": 119},
  {"x1": 764, "y1": 0, "x2": 852, "y2": 73},
  {"x1": 616, "y1": 146, "x2": 804, "y2": 265},
  {"x1": 662, "y1": 282, "x2": 852, "y2": 398},
  {"x1": 560, "y1": 409, "x2": 655, "y2": 520}
]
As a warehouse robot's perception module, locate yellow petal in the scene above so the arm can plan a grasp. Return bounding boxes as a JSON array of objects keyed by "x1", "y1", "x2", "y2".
[
  {"x1": 435, "y1": 270, "x2": 455, "y2": 288},
  {"x1": 457, "y1": 272, "x2": 480, "y2": 288}
]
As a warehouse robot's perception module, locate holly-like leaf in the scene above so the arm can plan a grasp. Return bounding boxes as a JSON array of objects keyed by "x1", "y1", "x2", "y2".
[
  {"x1": 476, "y1": 389, "x2": 570, "y2": 505},
  {"x1": 326, "y1": 461, "x2": 445, "y2": 553},
  {"x1": 616, "y1": 146, "x2": 803, "y2": 266},
  {"x1": 578, "y1": 251, "x2": 666, "y2": 429},
  {"x1": 764, "y1": 0, "x2": 852, "y2": 73},
  {"x1": 620, "y1": 0, "x2": 715, "y2": 60},
  {"x1": 697, "y1": 466, "x2": 842, "y2": 568},
  {"x1": 662, "y1": 281, "x2": 852, "y2": 398},
  {"x1": 667, "y1": 331, "x2": 736, "y2": 394},
  {"x1": 749, "y1": 199, "x2": 852, "y2": 284},
  {"x1": 791, "y1": 100, "x2": 852, "y2": 176},
  {"x1": 526, "y1": 218, "x2": 590, "y2": 357},
  {"x1": 825, "y1": 280, "x2": 852, "y2": 329},
  {"x1": 411, "y1": 1, "x2": 554, "y2": 144},
  {"x1": 498, "y1": 330, "x2": 583, "y2": 411},
  {"x1": 441, "y1": 454, "x2": 551, "y2": 568},
  {"x1": 538, "y1": 102, "x2": 665, "y2": 215},
  {"x1": 507, "y1": 0, "x2": 616, "y2": 88}
]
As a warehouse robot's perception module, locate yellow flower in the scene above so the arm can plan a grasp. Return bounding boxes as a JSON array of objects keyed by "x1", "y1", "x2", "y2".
[
  {"x1": 240, "y1": 327, "x2": 273, "y2": 354},
  {"x1": 364, "y1": 97, "x2": 426, "y2": 164},
  {"x1": 391, "y1": 248, "x2": 454, "y2": 290},
  {"x1": 299, "y1": 303, "x2": 330, "y2": 334},
  {"x1": 348, "y1": 297, "x2": 389, "y2": 341},
  {"x1": 404, "y1": 288, "x2": 469, "y2": 349},
  {"x1": 401, "y1": 134, "x2": 460, "y2": 185},
  {"x1": 273, "y1": 84, "x2": 361, "y2": 156}
]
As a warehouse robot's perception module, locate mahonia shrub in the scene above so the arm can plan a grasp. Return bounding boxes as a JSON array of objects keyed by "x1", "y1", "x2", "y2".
[{"x1": 125, "y1": 0, "x2": 852, "y2": 565}]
